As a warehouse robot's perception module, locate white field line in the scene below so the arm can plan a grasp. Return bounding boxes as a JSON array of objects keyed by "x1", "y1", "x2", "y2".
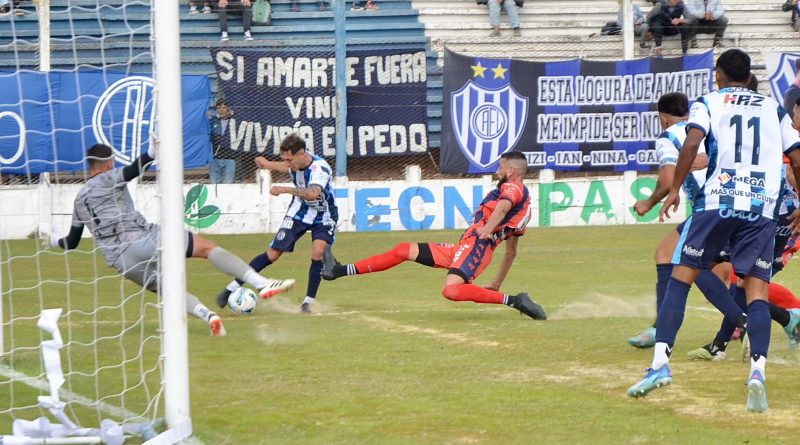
[{"x1": 0, "y1": 363, "x2": 205, "y2": 444}]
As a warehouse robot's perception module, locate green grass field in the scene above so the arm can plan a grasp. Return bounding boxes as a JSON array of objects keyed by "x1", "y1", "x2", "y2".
[{"x1": 3, "y1": 225, "x2": 800, "y2": 444}]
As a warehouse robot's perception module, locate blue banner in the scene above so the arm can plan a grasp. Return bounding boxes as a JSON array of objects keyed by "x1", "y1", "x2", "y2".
[
  {"x1": 211, "y1": 47, "x2": 428, "y2": 158},
  {"x1": 441, "y1": 50, "x2": 715, "y2": 173},
  {"x1": 0, "y1": 70, "x2": 212, "y2": 174}
]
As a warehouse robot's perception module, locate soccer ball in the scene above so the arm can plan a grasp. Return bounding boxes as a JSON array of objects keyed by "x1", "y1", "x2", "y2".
[{"x1": 227, "y1": 288, "x2": 258, "y2": 315}]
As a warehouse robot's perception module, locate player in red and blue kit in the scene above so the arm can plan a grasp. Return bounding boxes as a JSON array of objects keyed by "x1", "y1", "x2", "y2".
[{"x1": 321, "y1": 151, "x2": 546, "y2": 320}]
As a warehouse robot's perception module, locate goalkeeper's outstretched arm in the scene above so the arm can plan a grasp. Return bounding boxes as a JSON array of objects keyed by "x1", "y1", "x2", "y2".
[{"x1": 121, "y1": 152, "x2": 156, "y2": 182}]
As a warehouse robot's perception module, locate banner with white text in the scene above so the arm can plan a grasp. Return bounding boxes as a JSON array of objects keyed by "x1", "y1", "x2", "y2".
[
  {"x1": 440, "y1": 50, "x2": 715, "y2": 173},
  {"x1": 210, "y1": 47, "x2": 428, "y2": 160}
]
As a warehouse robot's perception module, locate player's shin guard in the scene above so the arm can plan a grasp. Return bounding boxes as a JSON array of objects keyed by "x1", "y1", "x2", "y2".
[
  {"x1": 695, "y1": 269, "x2": 747, "y2": 328},
  {"x1": 655, "y1": 263, "x2": 673, "y2": 314},
  {"x1": 353, "y1": 243, "x2": 412, "y2": 274},
  {"x1": 655, "y1": 278, "x2": 691, "y2": 346},
  {"x1": 307, "y1": 259, "x2": 323, "y2": 299},
  {"x1": 441, "y1": 284, "x2": 505, "y2": 304},
  {"x1": 747, "y1": 299, "x2": 770, "y2": 361}
]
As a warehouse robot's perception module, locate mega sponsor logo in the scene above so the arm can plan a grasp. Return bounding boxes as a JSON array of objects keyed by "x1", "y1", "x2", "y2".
[
  {"x1": 718, "y1": 172, "x2": 765, "y2": 187},
  {"x1": 710, "y1": 188, "x2": 775, "y2": 205}
]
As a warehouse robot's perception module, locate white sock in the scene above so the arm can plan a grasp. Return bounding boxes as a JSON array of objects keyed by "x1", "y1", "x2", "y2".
[
  {"x1": 302, "y1": 296, "x2": 315, "y2": 305},
  {"x1": 243, "y1": 269, "x2": 269, "y2": 290},
  {"x1": 651, "y1": 342, "x2": 671, "y2": 370},
  {"x1": 226, "y1": 279, "x2": 242, "y2": 292},
  {"x1": 191, "y1": 303, "x2": 211, "y2": 322},
  {"x1": 750, "y1": 355, "x2": 766, "y2": 379}
]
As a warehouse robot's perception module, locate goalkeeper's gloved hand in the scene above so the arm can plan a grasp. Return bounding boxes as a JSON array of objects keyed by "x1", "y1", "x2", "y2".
[
  {"x1": 49, "y1": 226, "x2": 64, "y2": 249},
  {"x1": 146, "y1": 131, "x2": 159, "y2": 159}
]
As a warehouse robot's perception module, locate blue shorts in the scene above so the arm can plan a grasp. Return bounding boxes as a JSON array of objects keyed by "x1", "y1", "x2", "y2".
[
  {"x1": 269, "y1": 218, "x2": 336, "y2": 253},
  {"x1": 673, "y1": 210, "x2": 776, "y2": 282},
  {"x1": 710, "y1": 211, "x2": 791, "y2": 275}
]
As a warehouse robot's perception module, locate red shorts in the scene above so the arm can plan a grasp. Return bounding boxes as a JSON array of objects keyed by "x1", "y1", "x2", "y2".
[{"x1": 426, "y1": 234, "x2": 495, "y2": 282}]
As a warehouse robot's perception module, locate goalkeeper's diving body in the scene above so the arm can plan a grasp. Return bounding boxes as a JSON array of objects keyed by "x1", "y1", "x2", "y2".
[
  {"x1": 322, "y1": 151, "x2": 547, "y2": 320},
  {"x1": 50, "y1": 143, "x2": 295, "y2": 336}
]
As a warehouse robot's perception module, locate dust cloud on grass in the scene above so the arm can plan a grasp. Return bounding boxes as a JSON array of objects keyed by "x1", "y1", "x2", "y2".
[
  {"x1": 547, "y1": 293, "x2": 655, "y2": 320},
  {"x1": 258, "y1": 296, "x2": 337, "y2": 314}
]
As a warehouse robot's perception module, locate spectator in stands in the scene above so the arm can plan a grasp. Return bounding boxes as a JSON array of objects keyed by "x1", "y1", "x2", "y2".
[
  {"x1": 783, "y1": 59, "x2": 800, "y2": 118},
  {"x1": 783, "y1": 0, "x2": 800, "y2": 31},
  {"x1": 189, "y1": 1, "x2": 212, "y2": 14},
  {"x1": 609, "y1": 0, "x2": 649, "y2": 46},
  {"x1": 0, "y1": 0, "x2": 10, "y2": 14},
  {"x1": 209, "y1": 99, "x2": 237, "y2": 184},
  {"x1": 218, "y1": 0, "x2": 254, "y2": 42},
  {"x1": 291, "y1": 1, "x2": 329, "y2": 12},
  {"x1": 488, "y1": 0, "x2": 521, "y2": 37},
  {"x1": 351, "y1": 0, "x2": 378, "y2": 11},
  {"x1": 684, "y1": 0, "x2": 727, "y2": 48},
  {"x1": 646, "y1": 0, "x2": 689, "y2": 56}
]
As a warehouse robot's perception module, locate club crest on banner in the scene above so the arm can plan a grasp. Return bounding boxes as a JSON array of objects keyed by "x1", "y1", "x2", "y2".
[
  {"x1": 92, "y1": 76, "x2": 156, "y2": 166},
  {"x1": 767, "y1": 52, "x2": 800, "y2": 107},
  {"x1": 450, "y1": 62, "x2": 528, "y2": 169}
]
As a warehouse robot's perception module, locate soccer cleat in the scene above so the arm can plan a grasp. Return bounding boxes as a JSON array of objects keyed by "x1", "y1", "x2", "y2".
[
  {"x1": 687, "y1": 343, "x2": 726, "y2": 361},
  {"x1": 510, "y1": 293, "x2": 547, "y2": 320},
  {"x1": 627, "y1": 365, "x2": 672, "y2": 398},
  {"x1": 216, "y1": 288, "x2": 233, "y2": 308},
  {"x1": 220, "y1": 31, "x2": 229, "y2": 42},
  {"x1": 244, "y1": 30, "x2": 254, "y2": 41},
  {"x1": 300, "y1": 302, "x2": 312, "y2": 313},
  {"x1": 321, "y1": 245, "x2": 340, "y2": 281},
  {"x1": 259, "y1": 278, "x2": 296, "y2": 299},
  {"x1": 208, "y1": 314, "x2": 227, "y2": 337},
  {"x1": 746, "y1": 370, "x2": 768, "y2": 412},
  {"x1": 783, "y1": 309, "x2": 800, "y2": 344},
  {"x1": 627, "y1": 327, "x2": 656, "y2": 349}
]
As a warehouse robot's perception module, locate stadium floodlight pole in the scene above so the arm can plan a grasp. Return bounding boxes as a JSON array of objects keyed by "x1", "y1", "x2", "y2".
[
  {"x1": 153, "y1": 0, "x2": 192, "y2": 442},
  {"x1": 622, "y1": 0, "x2": 633, "y2": 60},
  {"x1": 38, "y1": 0, "x2": 51, "y2": 71},
  {"x1": 334, "y1": 0, "x2": 347, "y2": 177}
]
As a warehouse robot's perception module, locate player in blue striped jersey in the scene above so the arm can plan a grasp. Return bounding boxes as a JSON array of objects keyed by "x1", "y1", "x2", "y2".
[
  {"x1": 628, "y1": 92, "x2": 747, "y2": 349},
  {"x1": 628, "y1": 50, "x2": 800, "y2": 412},
  {"x1": 216, "y1": 134, "x2": 338, "y2": 313}
]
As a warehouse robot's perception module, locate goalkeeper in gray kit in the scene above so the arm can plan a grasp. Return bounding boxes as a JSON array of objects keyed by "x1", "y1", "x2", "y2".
[{"x1": 50, "y1": 143, "x2": 295, "y2": 336}]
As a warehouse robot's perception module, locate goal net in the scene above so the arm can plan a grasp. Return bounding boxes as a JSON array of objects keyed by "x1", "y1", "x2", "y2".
[{"x1": 0, "y1": 0, "x2": 191, "y2": 443}]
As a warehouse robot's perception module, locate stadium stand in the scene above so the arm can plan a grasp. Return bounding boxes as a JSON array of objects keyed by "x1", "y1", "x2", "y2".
[{"x1": 0, "y1": 0, "x2": 798, "y2": 157}]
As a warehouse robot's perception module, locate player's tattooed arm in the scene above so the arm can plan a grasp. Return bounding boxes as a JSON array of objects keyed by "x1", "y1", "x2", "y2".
[
  {"x1": 254, "y1": 156, "x2": 290, "y2": 172},
  {"x1": 270, "y1": 184, "x2": 323, "y2": 201},
  {"x1": 476, "y1": 199, "x2": 513, "y2": 239},
  {"x1": 634, "y1": 164, "x2": 675, "y2": 216}
]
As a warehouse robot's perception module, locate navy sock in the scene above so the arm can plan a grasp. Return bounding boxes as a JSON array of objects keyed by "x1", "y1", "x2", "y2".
[
  {"x1": 235, "y1": 253, "x2": 272, "y2": 285},
  {"x1": 770, "y1": 302, "x2": 791, "y2": 327},
  {"x1": 655, "y1": 277, "x2": 692, "y2": 346},
  {"x1": 654, "y1": 263, "x2": 674, "y2": 327},
  {"x1": 306, "y1": 259, "x2": 323, "y2": 299},
  {"x1": 695, "y1": 269, "x2": 747, "y2": 326},
  {"x1": 712, "y1": 284, "x2": 748, "y2": 348},
  {"x1": 747, "y1": 299, "x2": 771, "y2": 359}
]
